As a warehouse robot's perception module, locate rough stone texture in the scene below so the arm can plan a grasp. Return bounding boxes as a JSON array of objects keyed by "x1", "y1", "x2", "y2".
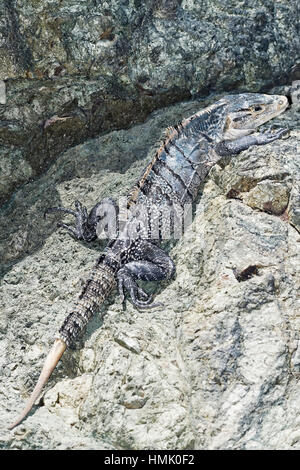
[
  {"x1": 0, "y1": 93, "x2": 299, "y2": 449},
  {"x1": 0, "y1": 0, "x2": 299, "y2": 204},
  {"x1": 0, "y1": 0, "x2": 299, "y2": 451}
]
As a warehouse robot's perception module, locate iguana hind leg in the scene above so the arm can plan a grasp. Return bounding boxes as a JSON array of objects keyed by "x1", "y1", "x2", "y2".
[{"x1": 117, "y1": 240, "x2": 175, "y2": 309}]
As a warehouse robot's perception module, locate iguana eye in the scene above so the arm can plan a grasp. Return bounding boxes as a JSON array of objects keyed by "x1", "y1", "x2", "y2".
[{"x1": 253, "y1": 106, "x2": 262, "y2": 112}]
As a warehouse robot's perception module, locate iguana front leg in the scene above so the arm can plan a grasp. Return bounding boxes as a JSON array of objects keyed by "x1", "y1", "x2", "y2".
[
  {"x1": 215, "y1": 127, "x2": 289, "y2": 156},
  {"x1": 44, "y1": 198, "x2": 118, "y2": 242}
]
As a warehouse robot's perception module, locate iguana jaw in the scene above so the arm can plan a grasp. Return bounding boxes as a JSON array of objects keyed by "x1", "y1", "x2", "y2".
[{"x1": 222, "y1": 93, "x2": 288, "y2": 140}]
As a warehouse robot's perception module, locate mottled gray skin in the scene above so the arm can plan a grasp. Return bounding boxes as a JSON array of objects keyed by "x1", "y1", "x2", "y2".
[
  {"x1": 50, "y1": 93, "x2": 289, "y2": 347},
  {"x1": 9, "y1": 93, "x2": 289, "y2": 429}
]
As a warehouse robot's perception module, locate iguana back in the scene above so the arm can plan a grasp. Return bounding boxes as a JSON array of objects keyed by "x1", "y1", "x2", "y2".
[{"x1": 9, "y1": 93, "x2": 289, "y2": 429}]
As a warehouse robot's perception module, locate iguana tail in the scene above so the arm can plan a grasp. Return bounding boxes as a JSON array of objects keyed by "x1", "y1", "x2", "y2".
[
  {"x1": 9, "y1": 260, "x2": 116, "y2": 430},
  {"x1": 8, "y1": 339, "x2": 66, "y2": 430}
]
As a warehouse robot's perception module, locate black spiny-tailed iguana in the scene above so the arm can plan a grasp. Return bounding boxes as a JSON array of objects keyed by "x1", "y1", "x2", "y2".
[{"x1": 9, "y1": 93, "x2": 289, "y2": 429}]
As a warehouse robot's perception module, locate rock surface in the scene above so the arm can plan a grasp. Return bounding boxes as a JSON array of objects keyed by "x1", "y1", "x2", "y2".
[
  {"x1": 0, "y1": 92, "x2": 299, "y2": 449},
  {"x1": 0, "y1": 0, "x2": 299, "y2": 451},
  {"x1": 0, "y1": 0, "x2": 299, "y2": 204}
]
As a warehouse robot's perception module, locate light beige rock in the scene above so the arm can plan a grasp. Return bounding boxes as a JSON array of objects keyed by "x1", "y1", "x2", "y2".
[{"x1": 0, "y1": 98, "x2": 299, "y2": 450}]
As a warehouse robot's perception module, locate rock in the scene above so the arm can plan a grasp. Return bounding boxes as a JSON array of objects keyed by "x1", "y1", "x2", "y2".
[
  {"x1": 0, "y1": 0, "x2": 299, "y2": 451},
  {"x1": 0, "y1": 81, "x2": 6, "y2": 104},
  {"x1": 0, "y1": 96, "x2": 299, "y2": 449},
  {"x1": 0, "y1": 147, "x2": 33, "y2": 207},
  {"x1": 242, "y1": 180, "x2": 290, "y2": 215},
  {"x1": 0, "y1": 0, "x2": 299, "y2": 204}
]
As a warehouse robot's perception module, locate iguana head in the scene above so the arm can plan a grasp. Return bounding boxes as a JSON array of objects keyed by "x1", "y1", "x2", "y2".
[{"x1": 222, "y1": 93, "x2": 288, "y2": 140}]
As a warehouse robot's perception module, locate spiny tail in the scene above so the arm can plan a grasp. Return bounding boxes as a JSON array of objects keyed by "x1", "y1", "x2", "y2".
[{"x1": 9, "y1": 262, "x2": 116, "y2": 430}]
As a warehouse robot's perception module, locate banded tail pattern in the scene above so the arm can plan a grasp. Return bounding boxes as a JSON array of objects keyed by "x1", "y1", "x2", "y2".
[
  {"x1": 8, "y1": 258, "x2": 117, "y2": 429},
  {"x1": 59, "y1": 263, "x2": 116, "y2": 346},
  {"x1": 9, "y1": 93, "x2": 289, "y2": 430}
]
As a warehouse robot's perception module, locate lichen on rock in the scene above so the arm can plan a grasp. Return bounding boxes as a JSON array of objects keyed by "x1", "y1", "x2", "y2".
[
  {"x1": 0, "y1": 0, "x2": 299, "y2": 451},
  {"x1": 0, "y1": 94, "x2": 299, "y2": 449},
  {"x1": 0, "y1": 0, "x2": 299, "y2": 204}
]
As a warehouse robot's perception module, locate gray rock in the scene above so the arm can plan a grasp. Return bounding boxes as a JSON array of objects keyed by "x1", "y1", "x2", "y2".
[
  {"x1": 0, "y1": 98, "x2": 299, "y2": 449},
  {"x1": 0, "y1": 0, "x2": 299, "y2": 204},
  {"x1": 0, "y1": 147, "x2": 33, "y2": 206}
]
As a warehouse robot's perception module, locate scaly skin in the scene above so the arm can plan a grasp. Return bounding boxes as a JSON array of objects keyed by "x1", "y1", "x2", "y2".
[{"x1": 9, "y1": 93, "x2": 289, "y2": 429}]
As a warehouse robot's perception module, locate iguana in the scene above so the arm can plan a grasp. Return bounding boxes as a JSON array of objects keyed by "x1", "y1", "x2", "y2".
[{"x1": 9, "y1": 93, "x2": 289, "y2": 429}]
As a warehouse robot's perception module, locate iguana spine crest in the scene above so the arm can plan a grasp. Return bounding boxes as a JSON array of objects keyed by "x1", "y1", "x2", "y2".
[{"x1": 9, "y1": 93, "x2": 289, "y2": 429}]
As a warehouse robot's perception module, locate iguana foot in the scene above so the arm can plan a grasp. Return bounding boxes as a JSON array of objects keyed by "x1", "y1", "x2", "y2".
[
  {"x1": 254, "y1": 127, "x2": 289, "y2": 144},
  {"x1": 44, "y1": 200, "x2": 95, "y2": 241},
  {"x1": 115, "y1": 241, "x2": 175, "y2": 309},
  {"x1": 44, "y1": 198, "x2": 118, "y2": 242},
  {"x1": 117, "y1": 267, "x2": 159, "y2": 309}
]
